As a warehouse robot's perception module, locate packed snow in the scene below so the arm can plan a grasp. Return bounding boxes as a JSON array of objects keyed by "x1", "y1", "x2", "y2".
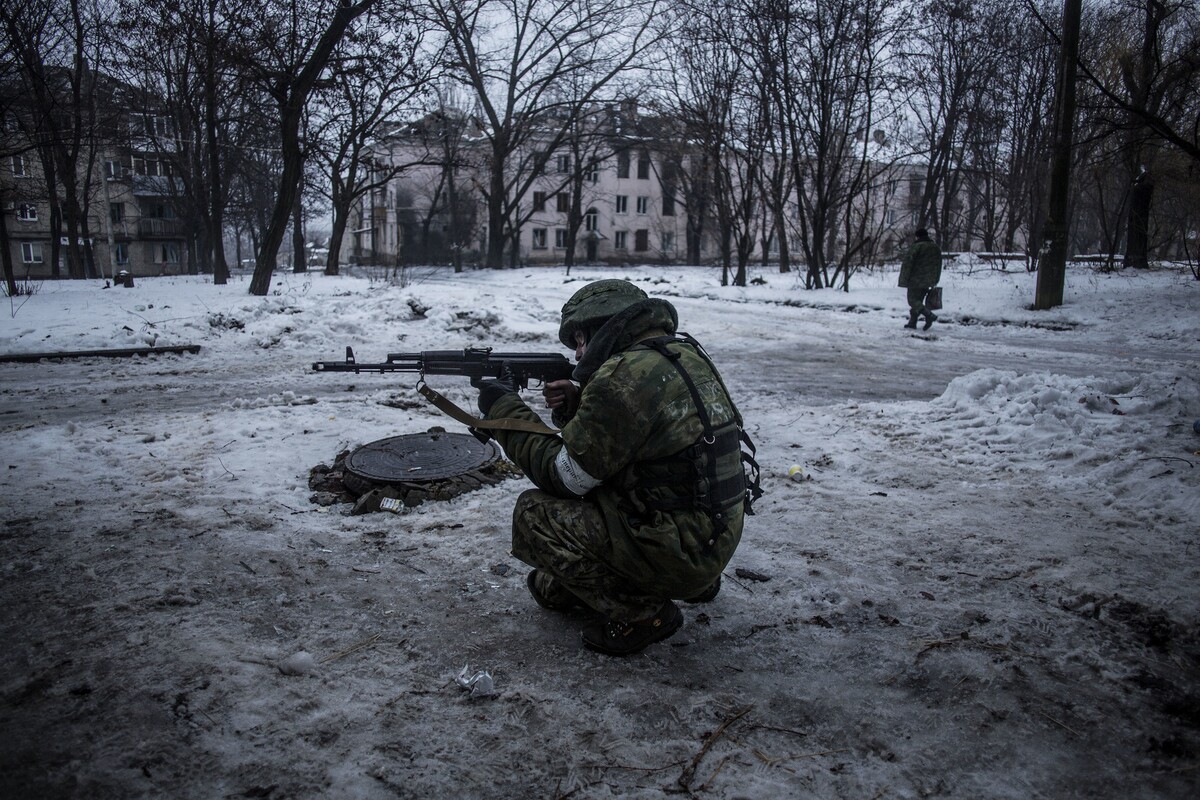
[{"x1": 0, "y1": 259, "x2": 1197, "y2": 798}]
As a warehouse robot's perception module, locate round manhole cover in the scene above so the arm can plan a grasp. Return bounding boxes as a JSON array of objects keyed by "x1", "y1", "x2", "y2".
[{"x1": 344, "y1": 432, "x2": 501, "y2": 485}]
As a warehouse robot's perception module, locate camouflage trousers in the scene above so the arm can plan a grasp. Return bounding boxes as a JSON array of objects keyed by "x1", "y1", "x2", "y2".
[
  {"x1": 907, "y1": 286, "x2": 933, "y2": 320},
  {"x1": 511, "y1": 489, "x2": 663, "y2": 621}
]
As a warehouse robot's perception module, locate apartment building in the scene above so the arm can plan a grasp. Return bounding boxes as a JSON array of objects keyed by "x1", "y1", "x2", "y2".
[
  {"x1": 345, "y1": 105, "x2": 1020, "y2": 269},
  {"x1": 2, "y1": 86, "x2": 188, "y2": 281}
]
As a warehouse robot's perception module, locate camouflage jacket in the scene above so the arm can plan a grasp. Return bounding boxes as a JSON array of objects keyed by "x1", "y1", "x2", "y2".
[
  {"x1": 487, "y1": 302, "x2": 743, "y2": 595},
  {"x1": 899, "y1": 239, "x2": 943, "y2": 288}
]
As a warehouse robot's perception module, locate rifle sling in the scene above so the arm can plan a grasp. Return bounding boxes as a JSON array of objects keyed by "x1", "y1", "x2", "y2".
[{"x1": 417, "y1": 383, "x2": 560, "y2": 437}]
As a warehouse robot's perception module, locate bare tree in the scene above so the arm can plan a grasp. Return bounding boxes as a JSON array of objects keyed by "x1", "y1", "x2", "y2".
[
  {"x1": 784, "y1": 0, "x2": 907, "y2": 289},
  {"x1": 901, "y1": 0, "x2": 1020, "y2": 250},
  {"x1": 1025, "y1": 0, "x2": 1199, "y2": 270},
  {"x1": 659, "y1": 1, "x2": 741, "y2": 282},
  {"x1": 427, "y1": 0, "x2": 663, "y2": 268},
  {"x1": 228, "y1": 0, "x2": 381, "y2": 295},
  {"x1": 113, "y1": 0, "x2": 263, "y2": 285},
  {"x1": 1102, "y1": 0, "x2": 1198, "y2": 268},
  {"x1": 2, "y1": 0, "x2": 115, "y2": 280},
  {"x1": 310, "y1": 8, "x2": 436, "y2": 275},
  {"x1": 0, "y1": 26, "x2": 31, "y2": 294}
]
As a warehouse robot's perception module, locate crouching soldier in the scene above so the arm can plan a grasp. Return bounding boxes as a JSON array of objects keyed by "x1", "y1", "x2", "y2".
[{"x1": 476, "y1": 279, "x2": 758, "y2": 656}]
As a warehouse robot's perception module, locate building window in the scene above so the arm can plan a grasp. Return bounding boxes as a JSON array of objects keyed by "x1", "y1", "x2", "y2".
[
  {"x1": 636, "y1": 196, "x2": 648, "y2": 215},
  {"x1": 637, "y1": 154, "x2": 650, "y2": 179},
  {"x1": 556, "y1": 193, "x2": 570, "y2": 213},
  {"x1": 160, "y1": 243, "x2": 181, "y2": 264},
  {"x1": 144, "y1": 202, "x2": 176, "y2": 219},
  {"x1": 104, "y1": 160, "x2": 122, "y2": 180},
  {"x1": 617, "y1": 151, "x2": 630, "y2": 179},
  {"x1": 110, "y1": 203, "x2": 124, "y2": 223},
  {"x1": 661, "y1": 232, "x2": 675, "y2": 251},
  {"x1": 131, "y1": 113, "x2": 169, "y2": 138},
  {"x1": 531, "y1": 228, "x2": 547, "y2": 249},
  {"x1": 584, "y1": 208, "x2": 598, "y2": 232},
  {"x1": 11, "y1": 155, "x2": 26, "y2": 177},
  {"x1": 114, "y1": 243, "x2": 129, "y2": 265},
  {"x1": 16, "y1": 203, "x2": 37, "y2": 221},
  {"x1": 662, "y1": 194, "x2": 675, "y2": 216},
  {"x1": 585, "y1": 162, "x2": 599, "y2": 183},
  {"x1": 533, "y1": 191, "x2": 547, "y2": 212},
  {"x1": 634, "y1": 229, "x2": 649, "y2": 252},
  {"x1": 615, "y1": 195, "x2": 628, "y2": 214},
  {"x1": 21, "y1": 242, "x2": 43, "y2": 263},
  {"x1": 614, "y1": 231, "x2": 628, "y2": 250},
  {"x1": 134, "y1": 156, "x2": 174, "y2": 178},
  {"x1": 555, "y1": 229, "x2": 568, "y2": 248},
  {"x1": 556, "y1": 154, "x2": 570, "y2": 173}
]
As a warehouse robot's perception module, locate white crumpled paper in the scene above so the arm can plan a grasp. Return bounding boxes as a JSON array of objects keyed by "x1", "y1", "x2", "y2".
[{"x1": 455, "y1": 664, "x2": 497, "y2": 699}]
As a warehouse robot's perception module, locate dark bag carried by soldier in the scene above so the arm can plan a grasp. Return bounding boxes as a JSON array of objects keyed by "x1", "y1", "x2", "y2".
[{"x1": 925, "y1": 286, "x2": 943, "y2": 311}]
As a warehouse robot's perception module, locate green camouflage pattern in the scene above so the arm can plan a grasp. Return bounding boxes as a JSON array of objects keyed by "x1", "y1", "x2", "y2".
[
  {"x1": 556, "y1": 279, "x2": 648, "y2": 348},
  {"x1": 898, "y1": 239, "x2": 942, "y2": 289},
  {"x1": 511, "y1": 489, "x2": 668, "y2": 620},
  {"x1": 488, "y1": 303, "x2": 744, "y2": 620}
]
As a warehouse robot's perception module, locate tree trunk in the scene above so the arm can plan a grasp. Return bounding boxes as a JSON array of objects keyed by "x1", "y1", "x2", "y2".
[
  {"x1": 292, "y1": 179, "x2": 306, "y2": 273},
  {"x1": 484, "y1": 158, "x2": 507, "y2": 268},
  {"x1": 776, "y1": 208, "x2": 790, "y2": 273},
  {"x1": 248, "y1": 0, "x2": 377, "y2": 295},
  {"x1": 1124, "y1": 168, "x2": 1153, "y2": 269},
  {"x1": 326, "y1": 204, "x2": 346, "y2": 275},
  {"x1": 0, "y1": 206, "x2": 18, "y2": 295},
  {"x1": 447, "y1": 162, "x2": 462, "y2": 273},
  {"x1": 250, "y1": 102, "x2": 304, "y2": 294},
  {"x1": 205, "y1": 0, "x2": 229, "y2": 285},
  {"x1": 1035, "y1": 0, "x2": 1082, "y2": 310}
]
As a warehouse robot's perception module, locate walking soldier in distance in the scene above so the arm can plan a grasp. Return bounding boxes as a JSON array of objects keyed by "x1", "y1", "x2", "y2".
[{"x1": 899, "y1": 227, "x2": 943, "y2": 331}]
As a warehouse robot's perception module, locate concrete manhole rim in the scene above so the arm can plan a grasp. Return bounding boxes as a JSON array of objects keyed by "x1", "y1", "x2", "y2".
[
  {"x1": 307, "y1": 429, "x2": 519, "y2": 514},
  {"x1": 344, "y1": 431, "x2": 501, "y2": 486}
]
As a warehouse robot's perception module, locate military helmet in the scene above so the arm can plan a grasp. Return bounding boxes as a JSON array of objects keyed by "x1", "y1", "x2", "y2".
[{"x1": 558, "y1": 279, "x2": 648, "y2": 348}]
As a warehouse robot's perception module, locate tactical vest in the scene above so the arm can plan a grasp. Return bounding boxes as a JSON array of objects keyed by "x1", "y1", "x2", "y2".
[{"x1": 631, "y1": 335, "x2": 763, "y2": 552}]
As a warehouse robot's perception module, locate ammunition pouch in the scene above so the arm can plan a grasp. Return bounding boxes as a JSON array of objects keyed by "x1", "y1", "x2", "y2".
[{"x1": 638, "y1": 335, "x2": 764, "y2": 552}]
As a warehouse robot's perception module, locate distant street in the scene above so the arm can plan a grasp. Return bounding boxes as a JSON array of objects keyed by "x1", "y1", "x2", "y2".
[
  {"x1": 676, "y1": 296, "x2": 1193, "y2": 406},
  {"x1": 3, "y1": 294, "x2": 1192, "y2": 434}
]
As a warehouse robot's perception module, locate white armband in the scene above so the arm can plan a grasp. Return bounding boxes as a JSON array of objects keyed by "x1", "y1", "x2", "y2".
[{"x1": 554, "y1": 448, "x2": 602, "y2": 497}]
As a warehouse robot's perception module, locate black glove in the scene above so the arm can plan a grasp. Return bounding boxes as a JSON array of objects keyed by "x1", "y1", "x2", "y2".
[{"x1": 477, "y1": 376, "x2": 516, "y2": 416}]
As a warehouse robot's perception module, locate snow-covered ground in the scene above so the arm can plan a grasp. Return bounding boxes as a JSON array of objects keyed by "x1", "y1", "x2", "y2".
[{"x1": 1, "y1": 259, "x2": 1197, "y2": 798}]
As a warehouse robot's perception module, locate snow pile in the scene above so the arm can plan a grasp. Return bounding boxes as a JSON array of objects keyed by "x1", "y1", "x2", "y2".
[{"x1": 892, "y1": 369, "x2": 1199, "y2": 526}]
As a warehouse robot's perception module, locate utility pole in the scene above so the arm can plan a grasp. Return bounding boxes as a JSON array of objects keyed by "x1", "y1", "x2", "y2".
[{"x1": 1035, "y1": 0, "x2": 1082, "y2": 310}]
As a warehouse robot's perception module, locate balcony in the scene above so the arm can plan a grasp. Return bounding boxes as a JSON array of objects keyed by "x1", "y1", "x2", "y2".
[
  {"x1": 137, "y1": 217, "x2": 187, "y2": 238},
  {"x1": 131, "y1": 175, "x2": 182, "y2": 197}
]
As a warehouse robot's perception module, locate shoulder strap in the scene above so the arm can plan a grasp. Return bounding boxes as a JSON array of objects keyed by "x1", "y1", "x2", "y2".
[
  {"x1": 649, "y1": 334, "x2": 763, "y2": 515},
  {"x1": 640, "y1": 336, "x2": 717, "y2": 443},
  {"x1": 417, "y1": 382, "x2": 560, "y2": 437}
]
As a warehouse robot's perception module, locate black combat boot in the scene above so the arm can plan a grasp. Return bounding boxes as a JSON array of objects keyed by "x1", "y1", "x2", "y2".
[
  {"x1": 922, "y1": 312, "x2": 938, "y2": 331},
  {"x1": 904, "y1": 309, "x2": 919, "y2": 329},
  {"x1": 581, "y1": 601, "x2": 683, "y2": 656}
]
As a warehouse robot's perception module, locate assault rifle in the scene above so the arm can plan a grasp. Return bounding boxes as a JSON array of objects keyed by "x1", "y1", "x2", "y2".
[
  {"x1": 312, "y1": 347, "x2": 574, "y2": 437},
  {"x1": 312, "y1": 346, "x2": 574, "y2": 389}
]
